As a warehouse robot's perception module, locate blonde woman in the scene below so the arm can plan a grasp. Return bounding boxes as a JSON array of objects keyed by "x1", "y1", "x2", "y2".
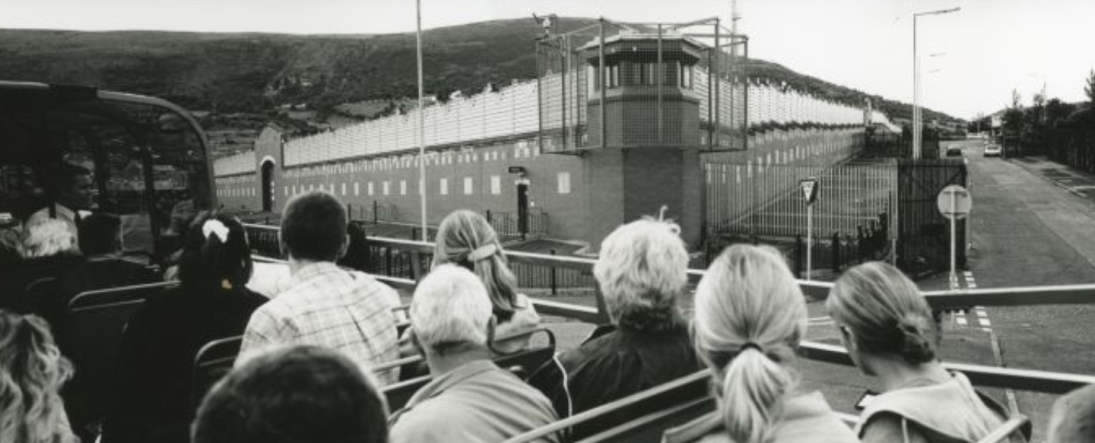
[
  {"x1": 663, "y1": 245, "x2": 856, "y2": 443},
  {"x1": 828, "y1": 262, "x2": 1023, "y2": 443},
  {"x1": 0, "y1": 310, "x2": 79, "y2": 443},
  {"x1": 431, "y1": 210, "x2": 539, "y2": 353}
]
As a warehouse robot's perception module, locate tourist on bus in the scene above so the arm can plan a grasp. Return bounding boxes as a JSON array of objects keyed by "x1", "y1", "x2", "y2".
[
  {"x1": 1047, "y1": 384, "x2": 1095, "y2": 443},
  {"x1": 0, "y1": 310, "x2": 79, "y2": 443},
  {"x1": 193, "y1": 345, "x2": 389, "y2": 443},
  {"x1": 239, "y1": 190, "x2": 402, "y2": 383},
  {"x1": 663, "y1": 244, "x2": 857, "y2": 443},
  {"x1": 529, "y1": 217, "x2": 701, "y2": 434},
  {"x1": 104, "y1": 212, "x2": 267, "y2": 443},
  {"x1": 14, "y1": 218, "x2": 88, "y2": 325},
  {"x1": 78, "y1": 213, "x2": 160, "y2": 289},
  {"x1": 429, "y1": 209, "x2": 539, "y2": 354},
  {"x1": 827, "y1": 262, "x2": 1025, "y2": 443},
  {"x1": 389, "y1": 265, "x2": 559, "y2": 443},
  {"x1": 26, "y1": 163, "x2": 93, "y2": 242}
]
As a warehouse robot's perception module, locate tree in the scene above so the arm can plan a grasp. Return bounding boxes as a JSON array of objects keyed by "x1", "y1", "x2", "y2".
[
  {"x1": 1086, "y1": 69, "x2": 1095, "y2": 105},
  {"x1": 1046, "y1": 98, "x2": 1077, "y2": 128}
]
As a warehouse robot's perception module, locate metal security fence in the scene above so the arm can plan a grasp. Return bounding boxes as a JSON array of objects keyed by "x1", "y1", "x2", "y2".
[
  {"x1": 705, "y1": 159, "x2": 896, "y2": 241},
  {"x1": 347, "y1": 201, "x2": 400, "y2": 224},
  {"x1": 486, "y1": 208, "x2": 550, "y2": 241},
  {"x1": 536, "y1": 17, "x2": 748, "y2": 152}
]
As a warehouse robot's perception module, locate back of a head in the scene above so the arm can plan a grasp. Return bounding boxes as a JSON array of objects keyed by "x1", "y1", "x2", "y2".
[
  {"x1": 1047, "y1": 384, "x2": 1095, "y2": 443},
  {"x1": 78, "y1": 213, "x2": 122, "y2": 256},
  {"x1": 177, "y1": 212, "x2": 253, "y2": 292},
  {"x1": 22, "y1": 218, "x2": 79, "y2": 258},
  {"x1": 411, "y1": 264, "x2": 493, "y2": 353},
  {"x1": 828, "y1": 261, "x2": 938, "y2": 365},
  {"x1": 0, "y1": 310, "x2": 76, "y2": 443},
  {"x1": 693, "y1": 245, "x2": 806, "y2": 443},
  {"x1": 433, "y1": 210, "x2": 518, "y2": 321},
  {"x1": 280, "y1": 191, "x2": 347, "y2": 262},
  {"x1": 193, "y1": 345, "x2": 388, "y2": 443},
  {"x1": 593, "y1": 217, "x2": 689, "y2": 329}
]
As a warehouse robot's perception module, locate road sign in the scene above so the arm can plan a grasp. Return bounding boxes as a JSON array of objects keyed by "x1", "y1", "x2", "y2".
[
  {"x1": 800, "y1": 177, "x2": 819, "y2": 204},
  {"x1": 937, "y1": 185, "x2": 972, "y2": 220}
]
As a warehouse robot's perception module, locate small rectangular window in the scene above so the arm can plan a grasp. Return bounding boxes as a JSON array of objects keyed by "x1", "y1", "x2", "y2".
[
  {"x1": 383, "y1": 181, "x2": 390, "y2": 195},
  {"x1": 400, "y1": 180, "x2": 407, "y2": 195},
  {"x1": 440, "y1": 178, "x2": 448, "y2": 195},
  {"x1": 354, "y1": 182, "x2": 360, "y2": 196},
  {"x1": 464, "y1": 177, "x2": 474, "y2": 195},
  {"x1": 491, "y1": 175, "x2": 501, "y2": 195},
  {"x1": 368, "y1": 182, "x2": 374, "y2": 196},
  {"x1": 558, "y1": 172, "x2": 571, "y2": 194},
  {"x1": 341, "y1": 183, "x2": 347, "y2": 196}
]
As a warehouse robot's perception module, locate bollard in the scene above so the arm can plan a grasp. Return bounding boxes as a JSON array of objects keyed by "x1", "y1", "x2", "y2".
[
  {"x1": 857, "y1": 225, "x2": 866, "y2": 263},
  {"x1": 550, "y1": 249, "x2": 558, "y2": 296},
  {"x1": 794, "y1": 235, "x2": 804, "y2": 278},
  {"x1": 831, "y1": 232, "x2": 840, "y2": 271}
]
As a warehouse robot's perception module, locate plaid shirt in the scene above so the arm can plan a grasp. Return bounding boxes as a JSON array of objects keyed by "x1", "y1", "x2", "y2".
[{"x1": 240, "y1": 262, "x2": 401, "y2": 384}]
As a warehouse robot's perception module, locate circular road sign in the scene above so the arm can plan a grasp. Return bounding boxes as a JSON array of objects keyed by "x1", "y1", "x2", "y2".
[{"x1": 937, "y1": 185, "x2": 972, "y2": 220}]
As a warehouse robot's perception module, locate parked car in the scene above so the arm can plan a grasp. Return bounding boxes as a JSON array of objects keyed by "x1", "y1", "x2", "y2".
[
  {"x1": 946, "y1": 146, "x2": 963, "y2": 157},
  {"x1": 984, "y1": 144, "x2": 1002, "y2": 157}
]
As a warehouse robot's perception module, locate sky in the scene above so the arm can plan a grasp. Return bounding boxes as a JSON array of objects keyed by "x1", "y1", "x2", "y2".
[{"x1": 2, "y1": 0, "x2": 1093, "y2": 120}]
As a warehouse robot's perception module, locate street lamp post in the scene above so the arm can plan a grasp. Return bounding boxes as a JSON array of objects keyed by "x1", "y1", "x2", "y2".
[
  {"x1": 913, "y1": 7, "x2": 959, "y2": 159},
  {"x1": 416, "y1": 0, "x2": 427, "y2": 241}
]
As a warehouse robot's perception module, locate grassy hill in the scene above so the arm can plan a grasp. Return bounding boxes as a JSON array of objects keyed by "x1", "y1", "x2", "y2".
[{"x1": 0, "y1": 18, "x2": 957, "y2": 150}]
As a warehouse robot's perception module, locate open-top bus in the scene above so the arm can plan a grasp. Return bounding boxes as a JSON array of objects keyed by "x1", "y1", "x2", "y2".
[{"x1": 0, "y1": 81, "x2": 216, "y2": 266}]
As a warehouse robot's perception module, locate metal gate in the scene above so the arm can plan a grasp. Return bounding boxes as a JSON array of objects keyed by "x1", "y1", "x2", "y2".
[{"x1": 896, "y1": 159, "x2": 968, "y2": 276}]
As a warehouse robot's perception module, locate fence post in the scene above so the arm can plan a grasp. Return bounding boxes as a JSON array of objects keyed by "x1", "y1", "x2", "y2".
[
  {"x1": 347, "y1": 203, "x2": 353, "y2": 221},
  {"x1": 486, "y1": 210, "x2": 492, "y2": 223},
  {"x1": 373, "y1": 200, "x2": 379, "y2": 224},
  {"x1": 550, "y1": 249, "x2": 558, "y2": 296},
  {"x1": 794, "y1": 235, "x2": 804, "y2": 278}
]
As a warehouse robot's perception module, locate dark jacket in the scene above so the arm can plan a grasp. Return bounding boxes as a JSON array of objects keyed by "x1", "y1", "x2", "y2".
[
  {"x1": 528, "y1": 315, "x2": 703, "y2": 439},
  {"x1": 103, "y1": 284, "x2": 267, "y2": 443},
  {"x1": 83, "y1": 257, "x2": 160, "y2": 290},
  {"x1": 6, "y1": 254, "x2": 89, "y2": 326}
]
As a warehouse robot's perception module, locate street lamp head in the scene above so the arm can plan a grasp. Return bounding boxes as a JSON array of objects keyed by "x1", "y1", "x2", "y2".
[{"x1": 915, "y1": 7, "x2": 961, "y2": 17}]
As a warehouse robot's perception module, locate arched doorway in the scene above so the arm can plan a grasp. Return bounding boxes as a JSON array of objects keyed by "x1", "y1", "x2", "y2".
[{"x1": 261, "y1": 160, "x2": 275, "y2": 212}]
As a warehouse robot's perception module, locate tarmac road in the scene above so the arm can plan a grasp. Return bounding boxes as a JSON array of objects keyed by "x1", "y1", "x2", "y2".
[{"x1": 941, "y1": 140, "x2": 1095, "y2": 440}]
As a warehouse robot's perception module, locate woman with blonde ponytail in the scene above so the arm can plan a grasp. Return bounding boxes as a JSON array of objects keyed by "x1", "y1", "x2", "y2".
[
  {"x1": 828, "y1": 262, "x2": 1025, "y2": 443},
  {"x1": 431, "y1": 210, "x2": 539, "y2": 353},
  {"x1": 663, "y1": 245, "x2": 856, "y2": 443}
]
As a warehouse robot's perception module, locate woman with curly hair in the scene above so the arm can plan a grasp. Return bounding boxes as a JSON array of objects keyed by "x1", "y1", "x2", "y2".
[{"x1": 0, "y1": 310, "x2": 79, "y2": 443}]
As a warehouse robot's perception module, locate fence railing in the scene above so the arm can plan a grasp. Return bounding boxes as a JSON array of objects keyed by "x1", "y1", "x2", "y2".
[{"x1": 242, "y1": 223, "x2": 1095, "y2": 398}]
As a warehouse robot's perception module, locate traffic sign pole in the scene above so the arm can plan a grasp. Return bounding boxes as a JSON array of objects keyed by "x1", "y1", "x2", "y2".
[
  {"x1": 807, "y1": 202, "x2": 813, "y2": 281},
  {"x1": 951, "y1": 189, "x2": 957, "y2": 290}
]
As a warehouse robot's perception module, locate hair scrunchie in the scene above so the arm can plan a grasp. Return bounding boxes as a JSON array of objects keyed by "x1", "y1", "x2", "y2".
[{"x1": 467, "y1": 244, "x2": 498, "y2": 262}]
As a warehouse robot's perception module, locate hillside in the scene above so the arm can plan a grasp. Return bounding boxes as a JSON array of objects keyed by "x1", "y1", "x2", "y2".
[{"x1": 0, "y1": 18, "x2": 957, "y2": 154}]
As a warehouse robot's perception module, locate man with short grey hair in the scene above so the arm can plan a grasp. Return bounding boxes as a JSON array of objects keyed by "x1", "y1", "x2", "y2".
[{"x1": 389, "y1": 264, "x2": 559, "y2": 443}]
